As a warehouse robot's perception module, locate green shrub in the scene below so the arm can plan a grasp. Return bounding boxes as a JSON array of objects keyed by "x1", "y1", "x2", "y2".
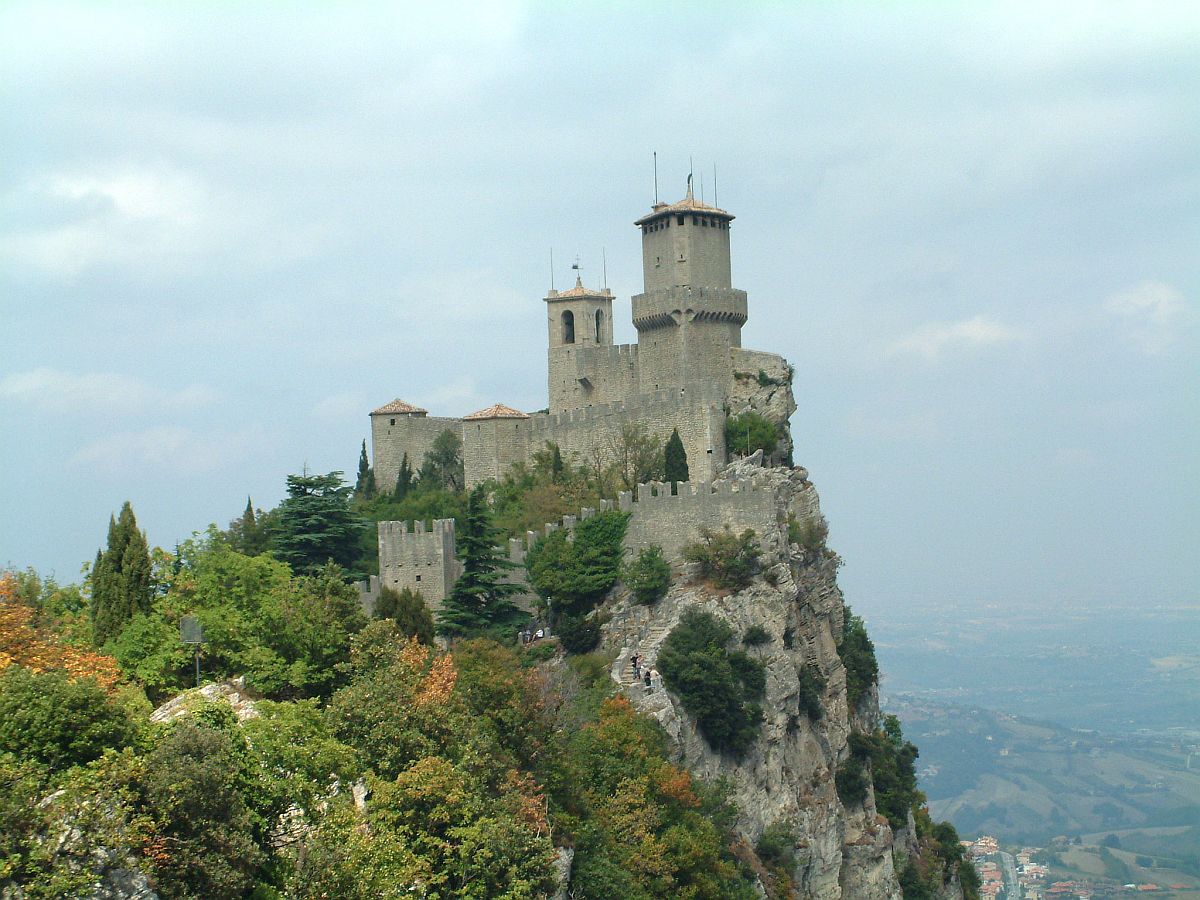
[
  {"x1": 835, "y1": 755, "x2": 869, "y2": 805},
  {"x1": 838, "y1": 607, "x2": 878, "y2": 711},
  {"x1": 520, "y1": 642, "x2": 558, "y2": 666},
  {"x1": 557, "y1": 615, "x2": 601, "y2": 655},
  {"x1": 787, "y1": 513, "x2": 828, "y2": 554},
  {"x1": 796, "y1": 663, "x2": 825, "y2": 719},
  {"x1": 373, "y1": 586, "x2": 434, "y2": 644},
  {"x1": 742, "y1": 625, "x2": 771, "y2": 646},
  {"x1": 725, "y1": 411, "x2": 778, "y2": 457},
  {"x1": 623, "y1": 544, "x2": 671, "y2": 605},
  {"x1": 756, "y1": 820, "x2": 797, "y2": 869},
  {"x1": 782, "y1": 626, "x2": 795, "y2": 649},
  {"x1": 682, "y1": 526, "x2": 761, "y2": 591},
  {"x1": 0, "y1": 667, "x2": 139, "y2": 770},
  {"x1": 526, "y1": 511, "x2": 630, "y2": 617},
  {"x1": 657, "y1": 610, "x2": 765, "y2": 755}
]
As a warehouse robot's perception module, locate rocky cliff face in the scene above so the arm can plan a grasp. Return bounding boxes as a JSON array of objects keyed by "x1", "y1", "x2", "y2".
[{"x1": 597, "y1": 362, "x2": 963, "y2": 899}]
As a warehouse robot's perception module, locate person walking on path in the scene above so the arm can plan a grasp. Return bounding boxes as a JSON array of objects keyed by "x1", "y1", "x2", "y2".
[
  {"x1": 649, "y1": 667, "x2": 660, "y2": 690},
  {"x1": 631, "y1": 652, "x2": 641, "y2": 680},
  {"x1": 643, "y1": 668, "x2": 652, "y2": 691}
]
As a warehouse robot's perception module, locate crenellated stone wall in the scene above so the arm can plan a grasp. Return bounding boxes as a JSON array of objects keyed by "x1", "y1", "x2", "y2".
[{"x1": 375, "y1": 518, "x2": 461, "y2": 615}]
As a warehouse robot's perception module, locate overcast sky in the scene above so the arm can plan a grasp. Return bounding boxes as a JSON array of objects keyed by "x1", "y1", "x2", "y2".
[{"x1": 2, "y1": 1, "x2": 1196, "y2": 612}]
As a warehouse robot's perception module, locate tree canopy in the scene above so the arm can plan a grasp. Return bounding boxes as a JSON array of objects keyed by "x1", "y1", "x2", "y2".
[
  {"x1": 271, "y1": 471, "x2": 366, "y2": 578},
  {"x1": 91, "y1": 501, "x2": 153, "y2": 647}
]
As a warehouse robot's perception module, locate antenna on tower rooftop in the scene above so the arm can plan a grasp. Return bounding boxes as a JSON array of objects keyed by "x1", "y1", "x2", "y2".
[
  {"x1": 602, "y1": 247, "x2": 608, "y2": 291},
  {"x1": 653, "y1": 151, "x2": 658, "y2": 205},
  {"x1": 549, "y1": 248, "x2": 555, "y2": 290},
  {"x1": 700, "y1": 171, "x2": 705, "y2": 205}
]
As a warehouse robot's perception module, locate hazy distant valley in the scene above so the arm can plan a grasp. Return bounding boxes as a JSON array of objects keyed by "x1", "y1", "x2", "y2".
[{"x1": 869, "y1": 598, "x2": 1200, "y2": 872}]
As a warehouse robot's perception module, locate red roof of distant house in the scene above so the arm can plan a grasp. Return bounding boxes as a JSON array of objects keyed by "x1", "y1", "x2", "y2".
[
  {"x1": 463, "y1": 403, "x2": 530, "y2": 420},
  {"x1": 372, "y1": 398, "x2": 427, "y2": 415}
]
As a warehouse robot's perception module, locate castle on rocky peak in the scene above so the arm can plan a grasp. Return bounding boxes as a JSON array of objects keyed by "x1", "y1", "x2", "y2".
[
  {"x1": 362, "y1": 183, "x2": 800, "y2": 614},
  {"x1": 369, "y1": 182, "x2": 795, "y2": 492}
]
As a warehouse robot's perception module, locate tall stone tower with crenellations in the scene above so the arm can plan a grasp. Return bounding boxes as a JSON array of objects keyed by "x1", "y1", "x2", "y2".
[{"x1": 369, "y1": 181, "x2": 794, "y2": 495}]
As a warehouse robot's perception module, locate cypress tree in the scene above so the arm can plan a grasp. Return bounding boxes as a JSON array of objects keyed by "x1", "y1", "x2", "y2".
[
  {"x1": 551, "y1": 444, "x2": 564, "y2": 483},
  {"x1": 91, "y1": 502, "x2": 153, "y2": 646},
  {"x1": 394, "y1": 453, "x2": 414, "y2": 500},
  {"x1": 436, "y1": 485, "x2": 523, "y2": 638},
  {"x1": 355, "y1": 439, "x2": 376, "y2": 499},
  {"x1": 664, "y1": 427, "x2": 689, "y2": 484}
]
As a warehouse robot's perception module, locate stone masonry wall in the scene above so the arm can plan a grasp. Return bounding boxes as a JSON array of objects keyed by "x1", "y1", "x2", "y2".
[
  {"x1": 530, "y1": 383, "x2": 729, "y2": 484},
  {"x1": 548, "y1": 343, "x2": 640, "y2": 413},
  {"x1": 376, "y1": 518, "x2": 461, "y2": 616},
  {"x1": 371, "y1": 414, "x2": 463, "y2": 496},
  {"x1": 367, "y1": 468, "x2": 786, "y2": 621}
]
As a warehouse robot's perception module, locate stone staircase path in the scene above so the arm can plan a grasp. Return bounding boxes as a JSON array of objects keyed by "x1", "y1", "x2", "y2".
[{"x1": 616, "y1": 623, "x2": 672, "y2": 685}]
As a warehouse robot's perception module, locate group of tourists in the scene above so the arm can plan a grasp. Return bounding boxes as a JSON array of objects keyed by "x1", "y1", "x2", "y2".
[
  {"x1": 630, "y1": 652, "x2": 659, "y2": 691},
  {"x1": 519, "y1": 624, "x2": 549, "y2": 645}
]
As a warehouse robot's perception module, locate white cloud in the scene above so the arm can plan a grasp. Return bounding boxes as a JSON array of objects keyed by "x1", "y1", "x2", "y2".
[
  {"x1": 69, "y1": 424, "x2": 264, "y2": 474},
  {"x1": 887, "y1": 315, "x2": 1024, "y2": 362},
  {"x1": 0, "y1": 368, "x2": 216, "y2": 416},
  {"x1": 1103, "y1": 280, "x2": 1190, "y2": 355}
]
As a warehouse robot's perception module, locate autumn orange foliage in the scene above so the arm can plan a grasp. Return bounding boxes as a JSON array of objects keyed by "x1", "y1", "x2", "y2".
[
  {"x1": 0, "y1": 574, "x2": 121, "y2": 691},
  {"x1": 413, "y1": 654, "x2": 457, "y2": 708}
]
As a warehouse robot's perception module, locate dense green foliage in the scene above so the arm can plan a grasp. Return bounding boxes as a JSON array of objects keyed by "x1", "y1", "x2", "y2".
[
  {"x1": 106, "y1": 534, "x2": 367, "y2": 701},
  {"x1": 525, "y1": 510, "x2": 630, "y2": 619},
  {"x1": 556, "y1": 614, "x2": 601, "y2": 654},
  {"x1": 0, "y1": 667, "x2": 139, "y2": 769},
  {"x1": 837, "y1": 607, "x2": 879, "y2": 711},
  {"x1": 436, "y1": 485, "x2": 524, "y2": 639},
  {"x1": 657, "y1": 610, "x2": 765, "y2": 755},
  {"x1": 419, "y1": 428, "x2": 465, "y2": 492},
  {"x1": 271, "y1": 472, "x2": 366, "y2": 577},
  {"x1": 664, "y1": 427, "x2": 689, "y2": 484},
  {"x1": 91, "y1": 501, "x2": 153, "y2": 646},
  {"x1": 374, "y1": 585, "x2": 435, "y2": 644},
  {"x1": 724, "y1": 410, "x2": 778, "y2": 458},
  {"x1": 623, "y1": 544, "x2": 671, "y2": 606},
  {"x1": 682, "y1": 526, "x2": 761, "y2": 591}
]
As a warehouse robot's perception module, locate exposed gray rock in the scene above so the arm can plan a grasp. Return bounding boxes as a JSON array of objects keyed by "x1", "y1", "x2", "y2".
[
  {"x1": 551, "y1": 847, "x2": 574, "y2": 900},
  {"x1": 149, "y1": 676, "x2": 259, "y2": 724},
  {"x1": 601, "y1": 457, "x2": 906, "y2": 899}
]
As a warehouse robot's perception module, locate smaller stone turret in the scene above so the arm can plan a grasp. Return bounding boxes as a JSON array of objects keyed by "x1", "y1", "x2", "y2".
[{"x1": 545, "y1": 276, "x2": 616, "y2": 413}]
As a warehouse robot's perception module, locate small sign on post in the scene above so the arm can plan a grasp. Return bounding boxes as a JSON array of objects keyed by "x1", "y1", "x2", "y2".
[{"x1": 180, "y1": 616, "x2": 204, "y2": 687}]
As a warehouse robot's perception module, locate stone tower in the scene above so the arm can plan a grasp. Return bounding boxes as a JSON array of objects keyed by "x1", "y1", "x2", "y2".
[
  {"x1": 632, "y1": 182, "x2": 747, "y2": 394},
  {"x1": 545, "y1": 276, "x2": 617, "y2": 412}
]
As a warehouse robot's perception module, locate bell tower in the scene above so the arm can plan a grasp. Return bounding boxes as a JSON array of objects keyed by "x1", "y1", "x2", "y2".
[
  {"x1": 545, "y1": 274, "x2": 615, "y2": 412},
  {"x1": 631, "y1": 181, "x2": 747, "y2": 393}
]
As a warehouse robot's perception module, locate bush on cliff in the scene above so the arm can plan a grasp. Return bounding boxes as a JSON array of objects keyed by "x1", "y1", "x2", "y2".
[
  {"x1": 657, "y1": 609, "x2": 765, "y2": 755},
  {"x1": 622, "y1": 544, "x2": 671, "y2": 605},
  {"x1": 724, "y1": 411, "x2": 778, "y2": 458},
  {"x1": 373, "y1": 585, "x2": 434, "y2": 644},
  {"x1": 525, "y1": 510, "x2": 630, "y2": 618},
  {"x1": 837, "y1": 606, "x2": 878, "y2": 711},
  {"x1": 682, "y1": 526, "x2": 761, "y2": 591}
]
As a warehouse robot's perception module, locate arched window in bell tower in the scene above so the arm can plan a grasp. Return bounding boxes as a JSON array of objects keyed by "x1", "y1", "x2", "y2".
[
  {"x1": 562, "y1": 310, "x2": 575, "y2": 344},
  {"x1": 594, "y1": 309, "x2": 603, "y2": 343}
]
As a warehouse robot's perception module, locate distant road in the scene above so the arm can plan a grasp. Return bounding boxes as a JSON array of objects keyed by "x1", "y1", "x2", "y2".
[{"x1": 999, "y1": 851, "x2": 1021, "y2": 899}]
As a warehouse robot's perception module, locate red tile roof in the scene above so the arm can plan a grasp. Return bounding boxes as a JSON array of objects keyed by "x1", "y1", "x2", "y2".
[
  {"x1": 371, "y1": 398, "x2": 427, "y2": 415},
  {"x1": 463, "y1": 403, "x2": 530, "y2": 420}
]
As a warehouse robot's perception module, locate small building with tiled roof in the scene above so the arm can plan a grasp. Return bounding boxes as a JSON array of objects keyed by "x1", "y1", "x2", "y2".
[
  {"x1": 463, "y1": 403, "x2": 530, "y2": 420},
  {"x1": 371, "y1": 398, "x2": 428, "y2": 417}
]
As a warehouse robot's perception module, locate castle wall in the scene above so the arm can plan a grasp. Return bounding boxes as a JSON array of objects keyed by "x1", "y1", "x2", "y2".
[
  {"x1": 463, "y1": 416, "x2": 533, "y2": 487},
  {"x1": 633, "y1": 286, "x2": 747, "y2": 394},
  {"x1": 618, "y1": 476, "x2": 784, "y2": 563},
  {"x1": 376, "y1": 518, "x2": 461, "y2": 615},
  {"x1": 529, "y1": 384, "x2": 728, "y2": 484},
  {"x1": 548, "y1": 343, "x2": 640, "y2": 412},
  {"x1": 371, "y1": 414, "x2": 463, "y2": 496}
]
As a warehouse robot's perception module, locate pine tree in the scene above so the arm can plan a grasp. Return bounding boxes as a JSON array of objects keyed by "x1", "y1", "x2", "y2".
[
  {"x1": 394, "y1": 453, "x2": 414, "y2": 500},
  {"x1": 226, "y1": 497, "x2": 268, "y2": 556},
  {"x1": 90, "y1": 502, "x2": 153, "y2": 646},
  {"x1": 355, "y1": 439, "x2": 376, "y2": 499},
  {"x1": 436, "y1": 485, "x2": 523, "y2": 638},
  {"x1": 664, "y1": 427, "x2": 689, "y2": 484},
  {"x1": 272, "y1": 472, "x2": 365, "y2": 577}
]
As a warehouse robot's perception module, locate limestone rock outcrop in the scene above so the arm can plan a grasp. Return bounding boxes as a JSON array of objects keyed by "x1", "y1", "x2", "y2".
[{"x1": 601, "y1": 457, "x2": 921, "y2": 899}]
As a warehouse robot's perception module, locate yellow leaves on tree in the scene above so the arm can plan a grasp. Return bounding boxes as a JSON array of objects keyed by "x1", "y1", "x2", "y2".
[
  {"x1": 0, "y1": 574, "x2": 121, "y2": 691},
  {"x1": 413, "y1": 654, "x2": 457, "y2": 708}
]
